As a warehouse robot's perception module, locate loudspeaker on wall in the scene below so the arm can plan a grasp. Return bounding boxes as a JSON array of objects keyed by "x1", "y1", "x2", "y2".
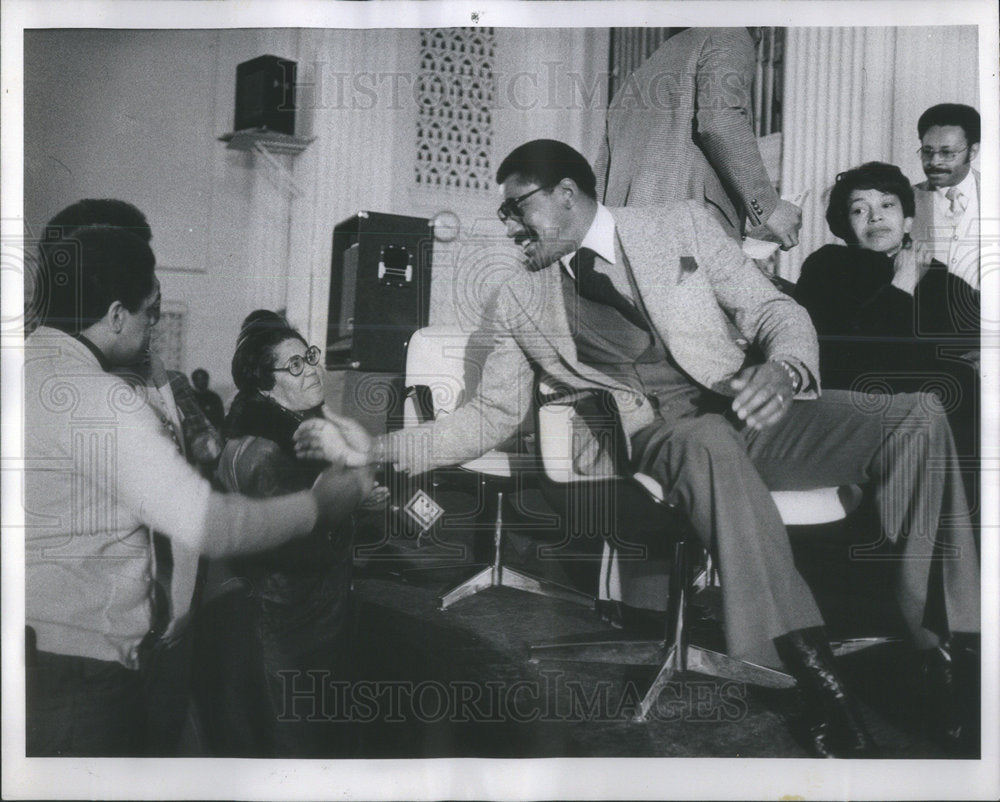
[{"x1": 234, "y1": 54, "x2": 297, "y2": 135}]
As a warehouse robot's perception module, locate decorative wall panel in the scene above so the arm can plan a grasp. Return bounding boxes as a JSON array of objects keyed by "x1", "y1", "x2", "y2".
[{"x1": 415, "y1": 28, "x2": 497, "y2": 193}]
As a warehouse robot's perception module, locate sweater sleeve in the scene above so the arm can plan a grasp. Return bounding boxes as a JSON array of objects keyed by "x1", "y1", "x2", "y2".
[{"x1": 108, "y1": 400, "x2": 319, "y2": 556}]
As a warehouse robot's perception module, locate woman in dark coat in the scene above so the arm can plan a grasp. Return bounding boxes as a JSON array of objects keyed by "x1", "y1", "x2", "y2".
[
  {"x1": 794, "y1": 161, "x2": 979, "y2": 478},
  {"x1": 198, "y1": 310, "x2": 370, "y2": 757}
]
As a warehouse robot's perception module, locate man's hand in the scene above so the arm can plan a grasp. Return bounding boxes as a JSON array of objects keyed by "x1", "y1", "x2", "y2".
[
  {"x1": 158, "y1": 612, "x2": 192, "y2": 648},
  {"x1": 755, "y1": 199, "x2": 802, "y2": 251},
  {"x1": 311, "y1": 464, "x2": 375, "y2": 530},
  {"x1": 321, "y1": 406, "x2": 374, "y2": 464},
  {"x1": 728, "y1": 361, "x2": 795, "y2": 430}
]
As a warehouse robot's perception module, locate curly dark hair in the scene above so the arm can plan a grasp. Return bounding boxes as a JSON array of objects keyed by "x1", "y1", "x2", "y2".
[
  {"x1": 825, "y1": 162, "x2": 915, "y2": 245},
  {"x1": 231, "y1": 309, "x2": 307, "y2": 393}
]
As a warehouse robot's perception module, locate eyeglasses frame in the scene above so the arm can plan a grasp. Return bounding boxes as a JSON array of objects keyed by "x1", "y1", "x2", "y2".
[
  {"x1": 270, "y1": 344, "x2": 322, "y2": 376},
  {"x1": 497, "y1": 185, "x2": 555, "y2": 223},
  {"x1": 916, "y1": 145, "x2": 970, "y2": 162}
]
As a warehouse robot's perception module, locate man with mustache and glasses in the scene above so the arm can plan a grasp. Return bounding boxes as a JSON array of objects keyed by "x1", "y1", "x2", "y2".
[{"x1": 911, "y1": 103, "x2": 981, "y2": 293}]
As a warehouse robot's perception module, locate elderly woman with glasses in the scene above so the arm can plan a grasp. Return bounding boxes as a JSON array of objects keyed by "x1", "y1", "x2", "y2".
[{"x1": 198, "y1": 309, "x2": 370, "y2": 757}]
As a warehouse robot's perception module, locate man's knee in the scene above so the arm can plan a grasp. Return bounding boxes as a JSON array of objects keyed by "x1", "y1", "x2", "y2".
[
  {"x1": 640, "y1": 415, "x2": 748, "y2": 476},
  {"x1": 887, "y1": 391, "x2": 951, "y2": 433}
]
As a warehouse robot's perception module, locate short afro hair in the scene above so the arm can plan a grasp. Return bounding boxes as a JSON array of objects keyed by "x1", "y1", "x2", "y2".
[
  {"x1": 917, "y1": 104, "x2": 980, "y2": 146},
  {"x1": 496, "y1": 139, "x2": 597, "y2": 199},
  {"x1": 38, "y1": 225, "x2": 156, "y2": 334}
]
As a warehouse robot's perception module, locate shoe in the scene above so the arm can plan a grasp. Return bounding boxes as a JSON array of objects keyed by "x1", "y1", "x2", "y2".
[
  {"x1": 920, "y1": 637, "x2": 980, "y2": 756},
  {"x1": 920, "y1": 646, "x2": 962, "y2": 748},
  {"x1": 774, "y1": 626, "x2": 881, "y2": 758}
]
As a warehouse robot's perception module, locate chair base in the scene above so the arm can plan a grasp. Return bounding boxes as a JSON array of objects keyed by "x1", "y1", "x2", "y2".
[
  {"x1": 439, "y1": 564, "x2": 594, "y2": 611},
  {"x1": 529, "y1": 635, "x2": 902, "y2": 722},
  {"x1": 529, "y1": 638, "x2": 795, "y2": 722},
  {"x1": 402, "y1": 487, "x2": 594, "y2": 611}
]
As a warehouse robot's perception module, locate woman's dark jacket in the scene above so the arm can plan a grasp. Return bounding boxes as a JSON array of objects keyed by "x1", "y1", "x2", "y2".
[{"x1": 219, "y1": 392, "x2": 351, "y2": 600}]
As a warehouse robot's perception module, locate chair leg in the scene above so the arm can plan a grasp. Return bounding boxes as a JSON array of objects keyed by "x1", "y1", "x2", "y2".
[
  {"x1": 632, "y1": 645, "x2": 681, "y2": 722},
  {"x1": 533, "y1": 537, "x2": 797, "y2": 722},
  {"x1": 529, "y1": 638, "x2": 667, "y2": 666},
  {"x1": 438, "y1": 490, "x2": 594, "y2": 610},
  {"x1": 499, "y1": 567, "x2": 595, "y2": 607},
  {"x1": 438, "y1": 565, "x2": 495, "y2": 609},
  {"x1": 831, "y1": 636, "x2": 904, "y2": 657}
]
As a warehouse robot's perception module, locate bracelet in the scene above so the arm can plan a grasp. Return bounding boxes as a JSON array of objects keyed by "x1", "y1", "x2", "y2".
[{"x1": 770, "y1": 358, "x2": 802, "y2": 394}]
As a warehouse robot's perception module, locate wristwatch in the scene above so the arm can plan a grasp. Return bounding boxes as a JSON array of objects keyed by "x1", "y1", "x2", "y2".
[{"x1": 771, "y1": 358, "x2": 803, "y2": 394}]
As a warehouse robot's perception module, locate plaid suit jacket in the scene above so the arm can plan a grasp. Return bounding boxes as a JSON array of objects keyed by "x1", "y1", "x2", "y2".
[{"x1": 594, "y1": 27, "x2": 778, "y2": 238}]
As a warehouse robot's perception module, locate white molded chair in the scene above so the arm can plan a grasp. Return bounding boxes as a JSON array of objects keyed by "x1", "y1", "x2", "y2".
[
  {"x1": 401, "y1": 326, "x2": 594, "y2": 610},
  {"x1": 530, "y1": 389, "x2": 897, "y2": 722}
]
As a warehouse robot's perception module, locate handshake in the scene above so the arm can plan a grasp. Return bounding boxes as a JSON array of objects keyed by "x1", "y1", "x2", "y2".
[
  {"x1": 294, "y1": 408, "x2": 391, "y2": 529},
  {"x1": 293, "y1": 406, "x2": 377, "y2": 467}
]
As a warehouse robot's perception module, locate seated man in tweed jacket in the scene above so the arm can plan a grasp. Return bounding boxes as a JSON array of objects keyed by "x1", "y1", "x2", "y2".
[{"x1": 303, "y1": 140, "x2": 979, "y2": 759}]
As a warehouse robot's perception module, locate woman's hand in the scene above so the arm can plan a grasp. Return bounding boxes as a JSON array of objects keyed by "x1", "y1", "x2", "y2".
[
  {"x1": 360, "y1": 484, "x2": 391, "y2": 510},
  {"x1": 293, "y1": 413, "x2": 372, "y2": 467},
  {"x1": 890, "y1": 245, "x2": 924, "y2": 296}
]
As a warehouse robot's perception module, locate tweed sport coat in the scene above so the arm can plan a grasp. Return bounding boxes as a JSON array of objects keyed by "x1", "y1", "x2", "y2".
[
  {"x1": 388, "y1": 202, "x2": 820, "y2": 476},
  {"x1": 594, "y1": 27, "x2": 779, "y2": 238}
]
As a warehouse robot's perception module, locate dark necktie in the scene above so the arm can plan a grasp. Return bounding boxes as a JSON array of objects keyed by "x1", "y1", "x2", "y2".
[{"x1": 571, "y1": 247, "x2": 650, "y2": 331}]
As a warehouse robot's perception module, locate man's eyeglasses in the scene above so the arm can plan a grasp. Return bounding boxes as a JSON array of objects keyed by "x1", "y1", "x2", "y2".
[
  {"x1": 917, "y1": 146, "x2": 968, "y2": 162},
  {"x1": 271, "y1": 345, "x2": 322, "y2": 376},
  {"x1": 497, "y1": 185, "x2": 553, "y2": 223}
]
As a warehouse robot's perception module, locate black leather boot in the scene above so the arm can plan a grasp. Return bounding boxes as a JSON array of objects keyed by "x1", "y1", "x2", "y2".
[
  {"x1": 774, "y1": 626, "x2": 881, "y2": 758},
  {"x1": 920, "y1": 635, "x2": 980, "y2": 756}
]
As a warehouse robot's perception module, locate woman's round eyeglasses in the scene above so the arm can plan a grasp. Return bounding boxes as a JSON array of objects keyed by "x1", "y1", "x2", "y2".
[{"x1": 271, "y1": 345, "x2": 322, "y2": 376}]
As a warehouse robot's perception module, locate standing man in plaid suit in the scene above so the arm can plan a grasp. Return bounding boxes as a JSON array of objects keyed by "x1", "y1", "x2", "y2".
[{"x1": 594, "y1": 28, "x2": 802, "y2": 250}]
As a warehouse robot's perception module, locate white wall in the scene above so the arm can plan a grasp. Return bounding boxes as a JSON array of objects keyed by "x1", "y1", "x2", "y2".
[{"x1": 25, "y1": 28, "x2": 305, "y2": 400}]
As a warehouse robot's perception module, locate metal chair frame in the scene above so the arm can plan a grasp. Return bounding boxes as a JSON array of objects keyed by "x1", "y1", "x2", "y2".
[{"x1": 401, "y1": 326, "x2": 593, "y2": 611}]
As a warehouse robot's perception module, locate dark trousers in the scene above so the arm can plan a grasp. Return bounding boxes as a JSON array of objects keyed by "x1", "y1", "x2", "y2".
[
  {"x1": 26, "y1": 628, "x2": 195, "y2": 757},
  {"x1": 194, "y1": 560, "x2": 356, "y2": 758},
  {"x1": 27, "y1": 647, "x2": 145, "y2": 757},
  {"x1": 630, "y1": 389, "x2": 980, "y2": 668}
]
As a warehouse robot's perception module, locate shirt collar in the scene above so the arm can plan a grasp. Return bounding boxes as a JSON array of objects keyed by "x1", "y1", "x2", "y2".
[
  {"x1": 934, "y1": 169, "x2": 976, "y2": 198},
  {"x1": 562, "y1": 203, "x2": 616, "y2": 275},
  {"x1": 72, "y1": 333, "x2": 114, "y2": 372}
]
